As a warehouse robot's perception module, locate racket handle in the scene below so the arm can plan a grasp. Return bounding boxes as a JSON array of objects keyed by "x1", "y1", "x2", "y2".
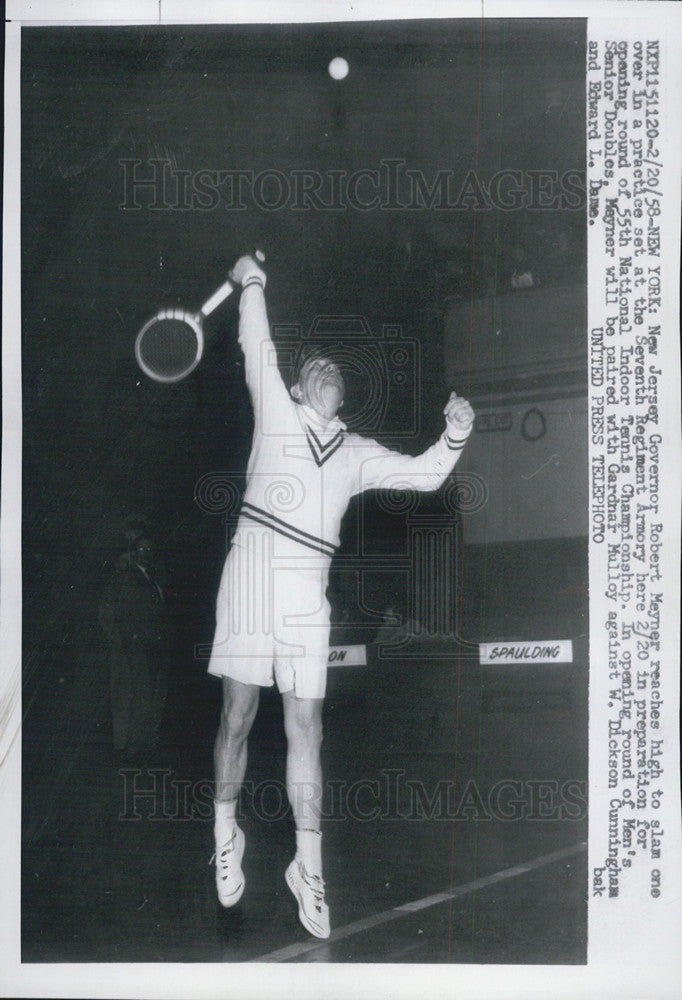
[
  {"x1": 200, "y1": 278, "x2": 235, "y2": 318},
  {"x1": 199, "y1": 249, "x2": 266, "y2": 318}
]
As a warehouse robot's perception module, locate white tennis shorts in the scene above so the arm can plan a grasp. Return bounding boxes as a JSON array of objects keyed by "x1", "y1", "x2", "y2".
[{"x1": 207, "y1": 524, "x2": 332, "y2": 700}]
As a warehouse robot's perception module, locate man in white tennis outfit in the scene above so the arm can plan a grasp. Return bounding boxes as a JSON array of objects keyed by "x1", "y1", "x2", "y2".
[{"x1": 208, "y1": 254, "x2": 475, "y2": 939}]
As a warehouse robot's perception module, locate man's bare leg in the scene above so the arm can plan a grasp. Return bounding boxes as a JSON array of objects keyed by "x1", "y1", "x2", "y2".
[
  {"x1": 214, "y1": 676, "x2": 260, "y2": 808},
  {"x1": 282, "y1": 691, "x2": 324, "y2": 852},
  {"x1": 281, "y1": 691, "x2": 330, "y2": 937},
  {"x1": 213, "y1": 675, "x2": 260, "y2": 906}
]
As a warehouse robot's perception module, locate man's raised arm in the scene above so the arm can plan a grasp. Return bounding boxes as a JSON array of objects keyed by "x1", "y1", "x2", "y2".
[{"x1": 229, "y1": 255, "x2": 290, "y2": 417}]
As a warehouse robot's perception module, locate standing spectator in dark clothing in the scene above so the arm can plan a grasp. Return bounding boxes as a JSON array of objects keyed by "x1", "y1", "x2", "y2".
[{"x1": 98, "y1": 533, "x2": 170, "y2": 755}]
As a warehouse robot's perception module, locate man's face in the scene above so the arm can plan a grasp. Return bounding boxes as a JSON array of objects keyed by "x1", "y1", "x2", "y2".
[
  {"x1": 294, "y1": 356, "x2": 345, "y2": 421},
  {"x1": 133, "y1": 537, "x2": 153, "y2": 569}
]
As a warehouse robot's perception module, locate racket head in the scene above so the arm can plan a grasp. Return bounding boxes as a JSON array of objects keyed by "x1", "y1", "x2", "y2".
[{"x1": 134, "y1": 308, "x2": 204, "y2": 383}]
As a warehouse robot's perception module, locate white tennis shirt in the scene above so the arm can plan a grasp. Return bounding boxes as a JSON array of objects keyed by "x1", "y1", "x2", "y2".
[{"x1": 234, "y1": 282, "x2": 471, "y2": 566}]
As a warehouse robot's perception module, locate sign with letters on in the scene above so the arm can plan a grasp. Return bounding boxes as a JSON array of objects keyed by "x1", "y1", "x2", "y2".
[
  {"x1": 479, "y1": 640, "x2": 574, "y2": 665},
  {"x1": 327, "y1": 645, "x2": 367, "y2": 667}
]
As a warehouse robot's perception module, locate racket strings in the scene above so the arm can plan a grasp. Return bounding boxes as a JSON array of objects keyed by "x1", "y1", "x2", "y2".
[{"x1": 137, "y1": 316, "x2": 201, "y2": 381}]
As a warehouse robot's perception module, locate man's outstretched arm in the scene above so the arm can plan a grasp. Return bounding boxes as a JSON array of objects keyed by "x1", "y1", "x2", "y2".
[{"x1": 354, "y1": 391, "x2": 476, "y2": 495}]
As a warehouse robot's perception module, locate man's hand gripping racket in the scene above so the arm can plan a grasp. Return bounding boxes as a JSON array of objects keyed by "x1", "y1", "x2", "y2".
[{"x1": 135, "y1": 250, "x2": 265, "y2": 383}]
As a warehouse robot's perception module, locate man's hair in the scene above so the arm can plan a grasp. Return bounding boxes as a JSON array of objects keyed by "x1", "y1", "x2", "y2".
[{"x1": 293, "y1": 343, "x2": 344, "y2": 384}]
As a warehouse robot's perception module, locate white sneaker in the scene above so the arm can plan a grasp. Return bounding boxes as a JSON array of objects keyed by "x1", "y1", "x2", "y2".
[
  {"x1": 214, "y1": 825, "x2": 245, "y2": 907},
  {"x1": 285, "y1": 858, "x2": 330, "y2": 939}
]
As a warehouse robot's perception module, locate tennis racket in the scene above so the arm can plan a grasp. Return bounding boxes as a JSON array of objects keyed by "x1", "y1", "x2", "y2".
[{"x1": 135, "y1": 250, "x2": 265, "y2": 383}]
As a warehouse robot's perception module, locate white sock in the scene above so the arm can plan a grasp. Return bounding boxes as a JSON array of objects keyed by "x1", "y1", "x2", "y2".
[
  {"x1": 214, "y1": 798, "x2": 238, "y2": 845},
  {"x1": 296, "y1": 828, "x2": 322, "y2": 877}
]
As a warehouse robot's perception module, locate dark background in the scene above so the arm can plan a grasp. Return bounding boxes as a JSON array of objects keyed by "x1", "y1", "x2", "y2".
[{"x1": 21, "y1": 19, "x2": 588, "y2": 963}]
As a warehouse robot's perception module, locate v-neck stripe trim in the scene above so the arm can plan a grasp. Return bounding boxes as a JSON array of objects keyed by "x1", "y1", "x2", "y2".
[{"x1": 304, "y1": 428, "x2": 345, "y2": 467}]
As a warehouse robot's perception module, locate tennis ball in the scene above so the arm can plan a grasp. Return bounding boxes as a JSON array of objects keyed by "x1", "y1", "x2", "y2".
[{"x1": 328, "y1": 57, "x2": 349, "y2": 80}]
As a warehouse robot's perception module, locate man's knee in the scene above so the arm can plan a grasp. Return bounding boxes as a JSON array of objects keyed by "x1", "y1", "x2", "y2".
[
  {"x1": 284, "y1": 696, "x2": 324, "y2": 749},
  {"x1": 220, "y1": 678, "x2": 259, "y2": 741}
]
